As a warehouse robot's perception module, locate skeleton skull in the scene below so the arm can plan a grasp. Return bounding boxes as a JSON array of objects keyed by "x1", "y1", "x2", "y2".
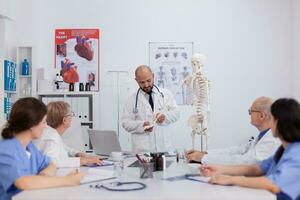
[{"x1": 191, "y1": 53, "x2": 207, "y2": 73}]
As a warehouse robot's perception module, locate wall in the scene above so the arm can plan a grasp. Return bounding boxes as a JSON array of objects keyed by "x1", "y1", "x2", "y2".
[
  {"x1": 0, "y1": 0, "x2": 17, "y2": 59},
  {"x1": 0, "y1": 18, "x2": 4, "y2": 58},
  {"x1": 0, "y1": 0, "x2": 17, "y2": 60},
  {"x1": 0, "y1": 0, "x2": 17, "y2": 20},
  {"x1": 292, "y1": 0, "x2": 300, "y2": 101},
  {"x1": 0, "y1": 18, "x2": 4, "y2": 127},
  {"x1": 16, "y1": 0, "x2": 293, "y2": 150},
  {"x1": 14, "y1": 0, "x2": 37, "y2": 46}
]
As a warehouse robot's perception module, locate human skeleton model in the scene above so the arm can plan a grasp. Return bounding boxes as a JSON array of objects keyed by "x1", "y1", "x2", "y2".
[{"x1": 186, "y1": 53, "x2": 211, "y2": 151}]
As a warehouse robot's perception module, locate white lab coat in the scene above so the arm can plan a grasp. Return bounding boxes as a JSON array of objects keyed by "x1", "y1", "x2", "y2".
[
  {"x1": 122, "y1": 87, "x2": 180, "y2": 153},
  {"x1": 35, "y1": 126, "x2": 81, "y2": 168},
  {"x1": 202, "y1": 129, "x2": 281, "y2": 165}
]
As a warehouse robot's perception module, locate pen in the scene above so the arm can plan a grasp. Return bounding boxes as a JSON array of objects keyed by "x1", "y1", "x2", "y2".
[{"x1": 136, "y1": 154, "x2": 145, "y2": 164}]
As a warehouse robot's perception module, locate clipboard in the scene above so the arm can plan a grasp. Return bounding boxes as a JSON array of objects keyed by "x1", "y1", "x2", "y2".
[{"x1": 186, "y1": 175, "x2": 210, "y2": 183}]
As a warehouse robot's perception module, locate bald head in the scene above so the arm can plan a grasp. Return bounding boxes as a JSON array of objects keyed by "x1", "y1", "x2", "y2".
[
  {"x1": 135, "y1": 65, "x2": 154, "y2": 93},
  {"x1": 135, "y1": 65, "x2": 153, "y2": 78},
  {"x1": 252, "y1": 96, "x2": 273, "y2": 119}
]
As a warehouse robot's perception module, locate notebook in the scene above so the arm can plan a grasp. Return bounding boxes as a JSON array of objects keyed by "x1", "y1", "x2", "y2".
[
  {"x1": 80, "y1": 168, "x2": 116, "y2": 184},
  {"x1": 85, "y1": 160, "x2": 114, "y2": 167}
]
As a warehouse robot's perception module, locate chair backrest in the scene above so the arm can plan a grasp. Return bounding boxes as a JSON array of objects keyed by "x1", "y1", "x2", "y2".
[{"x1": 61, "y1": 117, "x2": 85, "y2": 152}]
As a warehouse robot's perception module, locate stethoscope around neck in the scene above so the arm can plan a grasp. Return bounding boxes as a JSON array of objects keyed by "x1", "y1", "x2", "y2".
[{"x1": 132, "y1": 85, "x2": 164, "y2": 114}]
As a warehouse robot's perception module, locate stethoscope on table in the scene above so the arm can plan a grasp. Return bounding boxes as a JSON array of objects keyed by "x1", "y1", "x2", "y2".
[
  {"x1": 132, "y1": 85, "x2": 165, "y2": 114},
  {"x1": 90, "y1": 181, "x2": 146, "y2": 191}
]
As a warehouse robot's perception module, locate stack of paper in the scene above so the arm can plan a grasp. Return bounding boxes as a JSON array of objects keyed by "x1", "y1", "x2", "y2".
[
  {"x1": 81, "y1": 168, "x2": 116, "y2": 184},
  {"x1": 85, "y1": 160, "x2": 114, "y2": 167},
  {"x1": 186, "y1": 176, "x2": 210, "y2": 183}
]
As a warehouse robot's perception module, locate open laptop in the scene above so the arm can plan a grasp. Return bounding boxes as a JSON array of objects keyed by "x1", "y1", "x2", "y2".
[{"x1": 88, "y1": 130, "x2": 122, "y2": 156}]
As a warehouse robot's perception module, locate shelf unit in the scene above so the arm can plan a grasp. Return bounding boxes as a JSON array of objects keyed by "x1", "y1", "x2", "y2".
[
  {"x1": 1, "y1": 46, "x2": 34, "y2": 128},
  {"x1": 37, "y1": 92, "x2": 96, "y2": 152},
  {"x1": 17, "y1": 47, "x2": 33, "y2": 98}
]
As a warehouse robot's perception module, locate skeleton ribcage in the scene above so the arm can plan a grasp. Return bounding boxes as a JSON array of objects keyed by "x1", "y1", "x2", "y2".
[{"x1": 192, "y1": 75, "x2": 209, "y2": 121}]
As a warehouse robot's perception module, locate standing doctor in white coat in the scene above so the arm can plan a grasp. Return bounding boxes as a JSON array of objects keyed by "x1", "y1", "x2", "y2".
[
  {"x1": 186, "y1": 96, "x2": 280, "y2": 165},
  {"x1": 122, "y1": 65, "x2": 180, "y2": 153}
]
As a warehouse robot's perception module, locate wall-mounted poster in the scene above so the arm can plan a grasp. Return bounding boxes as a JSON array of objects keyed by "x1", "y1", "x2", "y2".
[
  {"x1": 55, "y1": 29, "x2": 100, "y2": 91},
  {"x1": 149, "y1": 42, "x2": 193, "y2": 105}
]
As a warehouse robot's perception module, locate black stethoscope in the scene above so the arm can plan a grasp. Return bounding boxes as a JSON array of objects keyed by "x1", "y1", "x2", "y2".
[
  {"x1": 90, "y1": 181, "x2": 146, "y2": 191},
  {"x1": 132, "y1": 85, "x2": 165, "y2": 114}
]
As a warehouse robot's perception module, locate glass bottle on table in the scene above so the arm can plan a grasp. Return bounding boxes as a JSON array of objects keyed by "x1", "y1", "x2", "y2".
[{"x1": 111, "y1": 152, "x2": 124, "y2": 180}]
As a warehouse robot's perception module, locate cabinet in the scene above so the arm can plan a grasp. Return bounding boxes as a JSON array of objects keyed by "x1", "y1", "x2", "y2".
[
  {"x1": 17, "y1": 47, "x2": 33, "y2": 98},
  {"x1": 38, "y1": 92, "x2": 95, "y2": 152}
]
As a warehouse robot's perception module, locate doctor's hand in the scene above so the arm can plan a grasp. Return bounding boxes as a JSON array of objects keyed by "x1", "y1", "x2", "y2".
[
  {"x1": 65, "y1": 170, "x2": 85, "y2": 186},
  {"x1": 154, "y1": 113, "x2": 165, "y2": 124},
  {"x1": 143, "y1": 121, "x2": 154, "y2": 132},
  {"x1": 80, "y1": 155, "x2": 103, "y2": 166},
  {"x1": 186, "y1": 150, "x2": 206, "y2": 162},
  {"x1": 200, "y1": 164, "x2": 222, "y2": 177},
  {"x1": 76, "y1": 152, "x2": 87, "y2": 157}
]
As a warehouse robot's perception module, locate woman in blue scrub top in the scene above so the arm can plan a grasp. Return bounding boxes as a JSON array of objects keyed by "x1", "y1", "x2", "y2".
[
  {"x1": 0, "y1": 97, "x2": 84, "y2": 200},
  {"x1": 200, "y1": 98, "x2": 300, "y2": 200}
]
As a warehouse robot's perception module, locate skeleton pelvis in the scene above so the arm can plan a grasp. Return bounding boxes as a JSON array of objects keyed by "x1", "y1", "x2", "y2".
[{"x1": 188, "y1": 115, "x2": 203, "y2": 128}]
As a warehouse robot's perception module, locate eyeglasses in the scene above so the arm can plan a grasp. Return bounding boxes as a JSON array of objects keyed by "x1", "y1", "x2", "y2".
[
  {"x1": 248, "y1": 109, "x2": 261, "y2": 115},
  {"x1": 65, "y1": 111, "x2": 75, "y2": 117}
]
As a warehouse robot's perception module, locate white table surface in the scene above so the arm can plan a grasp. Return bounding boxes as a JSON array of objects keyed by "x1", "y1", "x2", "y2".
[{"x1": 13, "y1": 157, "x2": 276, "y2": 200}]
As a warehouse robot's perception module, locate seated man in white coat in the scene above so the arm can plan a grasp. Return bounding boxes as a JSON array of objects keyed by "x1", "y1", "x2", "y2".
[
  {"x1": 36, "y1": 101, "x2": 103, "y2": 168},
  {"x1": 186, "y1": 96, "x2": 280, "y2": 165}
]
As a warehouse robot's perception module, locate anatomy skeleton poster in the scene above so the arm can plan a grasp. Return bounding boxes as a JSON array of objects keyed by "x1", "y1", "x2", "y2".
[
  {"x1": 55, "y1": 29, "x2": 99, "y2": 91},
  {"x1": 149, "y1": 42, "x2": 193, "y2": 105}
]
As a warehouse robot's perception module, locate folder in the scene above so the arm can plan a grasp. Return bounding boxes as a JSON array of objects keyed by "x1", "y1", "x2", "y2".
[{"x1": 80, "y1": 168, "x2": 116, "y2": 184}]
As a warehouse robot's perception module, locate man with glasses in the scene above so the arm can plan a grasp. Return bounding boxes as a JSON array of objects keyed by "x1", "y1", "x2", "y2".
[{"x1": 186, "y1": 96, "x2": 280, "y2": 165}]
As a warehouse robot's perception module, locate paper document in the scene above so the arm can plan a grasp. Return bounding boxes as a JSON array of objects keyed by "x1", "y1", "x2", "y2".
[
  {"x1": 85, "y1": 160, "x2": 114, "y2": 167},
  {"x1": 186, "y1": 176, "x2": 210, "y2": 183},
  {"x1": 144, "y1": 124, "x2": 154, "y2": 131},
  {"x1": 81, "y1": 168, "x2": 115, "y2": 184}
]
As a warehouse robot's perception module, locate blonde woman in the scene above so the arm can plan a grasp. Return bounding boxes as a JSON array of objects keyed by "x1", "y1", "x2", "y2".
[{"x1": 36, "y1": 101, "x2": 103, "y2": 168}]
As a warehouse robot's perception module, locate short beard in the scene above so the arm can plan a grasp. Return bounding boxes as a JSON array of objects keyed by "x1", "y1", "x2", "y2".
[{"x1": 141, "y1": 86, "x2": 153, "y2": 94}]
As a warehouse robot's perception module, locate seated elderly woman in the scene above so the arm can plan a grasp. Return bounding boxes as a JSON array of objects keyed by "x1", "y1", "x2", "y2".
[
  {"x1": 36, "y1": 101, "x2": 103, "y2": 168},
  {"x1": 200, "y1": 98, "x2": 300, "y2": 200},
  {"x1": 0, "y1": 98, "x2": 83, "y2": 200}
]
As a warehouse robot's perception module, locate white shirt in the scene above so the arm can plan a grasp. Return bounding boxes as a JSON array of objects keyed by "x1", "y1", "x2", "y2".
[
  {"x1": 202, "y1": 129, "x2": 281, "y2": 165},
  {"x1": 36, "y1": 126, "x2": 80, "y2": 168},
  {"x1": 122, "y1": 87, "x2": 180, "y2": 153}
]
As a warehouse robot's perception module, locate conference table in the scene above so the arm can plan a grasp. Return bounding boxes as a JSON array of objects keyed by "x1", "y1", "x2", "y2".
[{"x1": 13, "y1": 157, "x2": 276, "y2": 200}]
